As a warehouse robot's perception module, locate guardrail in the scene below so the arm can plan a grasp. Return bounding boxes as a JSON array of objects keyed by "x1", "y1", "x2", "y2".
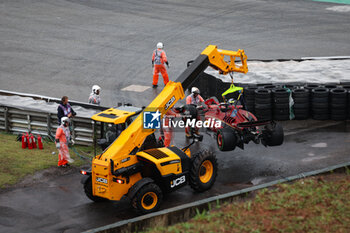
[
  {"x1": 0, "y1": 105, "x2": 100, "y2": 146},
  {"x1": 0, "y1": 89, "x2": 109, "y2": 111}
]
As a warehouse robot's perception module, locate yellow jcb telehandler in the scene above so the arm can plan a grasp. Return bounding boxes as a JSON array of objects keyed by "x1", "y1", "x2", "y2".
[{"x1": 80, "y1": 45, "x2": 248, "y2": 214}]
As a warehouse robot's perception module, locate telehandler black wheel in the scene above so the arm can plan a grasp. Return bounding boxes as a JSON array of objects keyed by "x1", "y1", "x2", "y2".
[
  {"x1": 217, "y1": 128, "x2": 237, "y2": 151},
  {"x1": 189, "y1": 150, "x2": 218, "y2": 192},
  {"x1": 132, "y1": 183, "x2": 163, "y2": 214},
  {"x1": 84, "y1": 176, "x2": 107, "y2": 202}
]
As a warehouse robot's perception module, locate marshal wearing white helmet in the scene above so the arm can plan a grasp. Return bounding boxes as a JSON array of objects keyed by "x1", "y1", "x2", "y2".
[
  {"x1": 157, "y1": 42, "x2": 164, "y2": 49},
  {"x1": 88, "y1": 85, "x2": 101, "y2": 106},
  {"x1": 55, "y1": 116, "x2": 74, "y2": 167},
  {"x1": 186, "y1": 87, "x2": 204, "y2": 106},
  {"x1": 152, "y1": 42, "x2": 169, "y2": 88}
]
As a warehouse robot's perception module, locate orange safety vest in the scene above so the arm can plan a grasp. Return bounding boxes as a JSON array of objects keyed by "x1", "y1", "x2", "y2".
[
  {"x1": 55, "y1": 125, "x2": 70, "y2": 144},
  {"x1": 186, "y1": 94, "x2": 204, "y2": 105},
  {"x1": 152, "y1": 49, "x2": 167, "y2": 65}
]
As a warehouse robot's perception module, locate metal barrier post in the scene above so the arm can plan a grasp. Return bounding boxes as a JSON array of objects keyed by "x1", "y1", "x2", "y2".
[
  {"x1": 4, "y1": 107, "x2": 9, "y2": 132},
  {"x1": 47, "y1": 113, "x2": 51, "y2": 137},
  {"x1": 71, "y1": 120, "x2": 76, "y2": 140},
  {"x1": 26, "y1": 115, "x2": 31, "y2": 132}
]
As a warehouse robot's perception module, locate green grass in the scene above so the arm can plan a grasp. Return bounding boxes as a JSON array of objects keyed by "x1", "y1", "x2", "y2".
[
  {"x1": 146, "y1": 173, "x2": 350, "y2": 233},
  {"x1": 0, "y1": 132, "x2": 93, "y2": 188}
]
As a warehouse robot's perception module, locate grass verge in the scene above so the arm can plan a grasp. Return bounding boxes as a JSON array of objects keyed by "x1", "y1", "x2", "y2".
[
  {"x1": 0, "y1": 132, "x2": 94, "y2": 188},
  {"x1": 146, "y1": 172, "x2": 350, "y2": 233}
]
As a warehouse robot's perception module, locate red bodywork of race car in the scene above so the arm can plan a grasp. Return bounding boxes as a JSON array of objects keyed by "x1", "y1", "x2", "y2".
[
  {"x1": 200, "y1": 97, "x2": 283, "y2": 151},
  {"x1": 203, "y1": 97, "x2": 267, "y2": 132}
]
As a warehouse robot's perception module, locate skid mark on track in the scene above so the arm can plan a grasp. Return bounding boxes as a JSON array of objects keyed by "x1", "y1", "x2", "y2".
[
  {"x1": 326, "y1": 5, "x2": 350, "y2": 11},
  {"x1": 121, "y1": 84, "x2": 150, "y2": 92},
  {"x1": 311, "y1": 142, "x2": 328, "y2": 148},
  {"x1": 302, "y1": 155, "x2": 328, "y2": 162}
]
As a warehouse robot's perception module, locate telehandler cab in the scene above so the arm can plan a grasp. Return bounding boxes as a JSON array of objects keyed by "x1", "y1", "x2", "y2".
[{"x1": 81, "y1": 45, "x2": 248, "y2": 214}]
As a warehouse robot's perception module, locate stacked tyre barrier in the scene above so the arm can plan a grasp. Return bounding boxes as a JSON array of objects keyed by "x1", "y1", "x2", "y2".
[
  {"x1": 271, "y1": 88, "x2": 290, "y2": 121},
  {"x1": 254, "y1": 89, "x2": 272, "y2": 121},
  {"x1": 292, "y1": 89, "x2": 310, "y2": 120},
  {"x1": 311, "y1": 88, "x2": 330, "y2": 120},
  {"x1": 243, "y1": 87, "x2": 257, "y2": 114},
  {"x1": 243, "y1": 84, "x2": 350, "y2": 122},
  {"x1": 330, "y1": 88, "x2": 347, "y2": 121}
]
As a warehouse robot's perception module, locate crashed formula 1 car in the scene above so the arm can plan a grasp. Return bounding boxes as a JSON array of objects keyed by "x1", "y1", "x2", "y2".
[{"x1": 201, "y1": 85, "x2": 284, "y2": 151}]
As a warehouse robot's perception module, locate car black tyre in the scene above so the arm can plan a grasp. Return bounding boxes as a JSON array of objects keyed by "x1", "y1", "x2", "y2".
[
  {"x1": 292, "y1": 89, "x2": 309, "y2": 98},
  {"x1": 84, "y1": 176, "x2": 108, "y2": 202},
  {"x1": 311, "y1": 88, "x2": 329, "y2": 97},
  {"x1": 217, "y1": 128, "x2": 237, "y2": 151},
  {"x1": 189, "y1": 150, "x2": 218, "y2": 192},
  {"x1": 183, "y1": 104, "x2": 198, "y2": 119},
  {"x1": 263, "y1": 122, "x2": 284, "y2": 146},
  {"x1": 132, "y1": 183, "x2": 163, "y2": 214}
]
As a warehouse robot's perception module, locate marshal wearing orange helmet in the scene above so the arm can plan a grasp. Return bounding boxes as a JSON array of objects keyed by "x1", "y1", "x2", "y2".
[{"x1": 152, "y1": 42, "x2": 169, "y2": 88}]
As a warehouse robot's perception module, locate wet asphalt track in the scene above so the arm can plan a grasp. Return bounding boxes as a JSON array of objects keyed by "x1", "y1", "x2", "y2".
[
  {"x1": 0, "y1": 0, "x2": 350, "y2": 232},
  {"x1": 0, "y1": 120, "x2": 349, "y2": 233}
]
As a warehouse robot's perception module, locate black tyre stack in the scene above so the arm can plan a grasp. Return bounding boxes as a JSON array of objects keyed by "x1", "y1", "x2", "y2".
[
  {"x1": 304, "y1": 83, "x2": 321, "y2": 92},
  {"x1": 341, "y1": 85, "x2": 350, "y2": 119},
  {"x1": 348, "y1": 90, "x2": 350, "y2": 119},
  {"x1": 272, "y1": 88, "x2": 290, "y2": 120},
  {"x1": 292, "y1": 88, "x2": 310, "y2": 120},
  {"x1": 243, "y1": 86, "x2": 257, "y2": 114},
  {"x1": 254, "y1": 88, "x2": 272, "y2": 120},
  {"x1": 324, "y1": 84, "x2": 338, "y2": 90},
  {"x1": 311, "y1": 88, "x2": 330, "y2": 120},
  {"x1": 329, "y1": 88, "x2": 347, "y2": 121}
]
